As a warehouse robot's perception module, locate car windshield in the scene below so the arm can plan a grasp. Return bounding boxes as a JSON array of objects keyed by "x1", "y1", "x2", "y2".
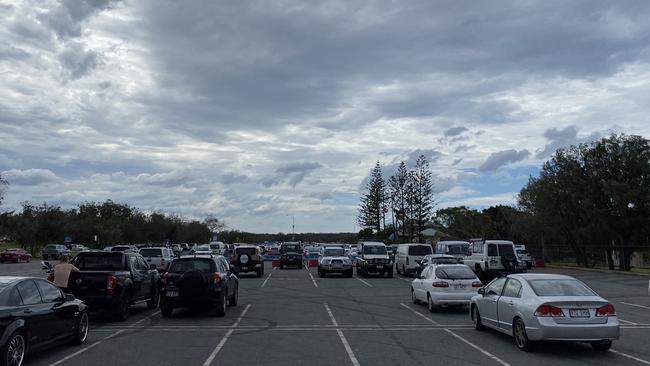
[
  {"x1": 281, "y1": 245, "x2": 301, "y2": 253},
  {"x1": 516, "y1": 249, "x2": 528, "y2": 255},
  {"x1": 323, "y1": 249, "x2": 345, "y2": 256},
  {"x1": 196, "y1": 245, "x2": 211, "y2": 251},
  {"x1": 169, "y1": 259, "x2": 215, "y2": 274},
  {"x1": 363, "y1": 246, "x2": 387, "y2": 255},
  {"x1": 447, "y1": 244, "x2": 469, "y2": 255},
  {"x1": 73, "y1": 254, "x2": 123, "y2": 270},
  {"x1": 139, "y1": 249, "x2": 162, "y2": 257},
  {"x1": 435, "y1": 266, "x2": 476, "y2": 280},
  {"x1": 528, "y1": 279, "x2": 596, "y2": 296},
  {"x1": 408, "y1": 245, "x2": 432, "y2": 256}
]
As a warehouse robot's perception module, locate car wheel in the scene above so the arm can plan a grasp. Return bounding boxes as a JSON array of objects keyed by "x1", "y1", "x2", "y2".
[
  {"x1": 472, "y1": 305, "x2": 485, "y2": 330},
  {"x1": 1, "y1": 331, "x2": 25, "y2": 366},
  {"x1": 319, "y1": 270, "x2": 325, "y2": 278},
  {"x1": 114, "y1": 292, "x2": 132, "y2": 321},
  {"x1": 72, "y1": 311, "x2": 89, "y2": 345},
  {"x1": 228, "y1": 286, "x2": 238, "y2": 307},
  {"x1": 346, "y1": 269, "x2": 353, "y2": 278},
  {"x1": 591, "y1": 340, "x2": 612, "y2": 352},
  {"x1": 160, "y1": 300, "x2": 173, "y2": 317},
  {"x1": 387, "y1": 270, "x2": 393, "y2": 278},
  {"x1": 256, "y1": 269, "x2": 262, "y2": 278},
  {"x1": 43, "y1": 255, "x2": 48, "y2": 260},
  {"x1": 216, "y1": 291, "x2": 227, "y2": 317},
  {"x1": 411, "y1": 289, "x2": 419, "y2": 304},
  {"x1": 513, "y1": 318, "x2": 533, "y2": 351},
  {"x1": 146, "y1": 287, "x2": 159, "y2": 309},
  {"x1": 427, "y1": 295, "x2": 437, "y2": 312}
]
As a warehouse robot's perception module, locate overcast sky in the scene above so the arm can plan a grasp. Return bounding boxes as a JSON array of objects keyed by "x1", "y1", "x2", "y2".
[{"x1": 2, "y1": 0, "x2": 650, "y2": 233}]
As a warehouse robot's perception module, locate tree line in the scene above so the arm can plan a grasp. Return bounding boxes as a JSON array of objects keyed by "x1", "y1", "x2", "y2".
[{"x1": 357, "y1": 155, "x2": 435, "y2": 243}]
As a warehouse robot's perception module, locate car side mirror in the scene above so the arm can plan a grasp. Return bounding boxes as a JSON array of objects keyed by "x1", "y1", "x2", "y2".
[
  {"x1": 64, "y1": 293, "x2": 75, "y2": 302},
  {"x1": 478, "y1": 288, "x2": 485, "y2": 296},
  {"x1": 149, "y1": 264, "x2": 157, "y2": 270}
]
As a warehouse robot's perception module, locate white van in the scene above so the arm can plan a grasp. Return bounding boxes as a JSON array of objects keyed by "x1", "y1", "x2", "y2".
[
  {"x1": 395, "y1": 243, "x2": 433, "y2": 276},
  {"x1": 435, "y1": 241, "x2": 470, "y2": 262},
  {"x1": 208, "y1": 241, "x2": 227, "y2": 255}
]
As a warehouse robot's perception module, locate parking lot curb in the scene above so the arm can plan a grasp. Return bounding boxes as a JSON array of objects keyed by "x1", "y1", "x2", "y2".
[{"x1": 545, "y1": 264, "x2": 650, "y2": 278}]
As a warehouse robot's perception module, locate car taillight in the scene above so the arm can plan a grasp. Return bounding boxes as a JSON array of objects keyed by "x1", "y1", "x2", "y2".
[
  {"x1": 432, "y1": 281, "x2": 449, "y2": 288},
  {"x1": 213, "y1": 272, "x2": 222, "y2": 284},
  {"x1": 534, "y1": 304, "x2": 564, "y2": 317},
  {"x1": 106, "y1": 276, "x2": 117, "y2": 295},
  {"x1": 596, "y1": 304, "x2": 616, "y2": 317},
  {"x1": 471, "y1": 281, "x2": 482, "y2": 287},
  {"x1": 161, "y1": 272, "x2": 169, "y2": 285}
]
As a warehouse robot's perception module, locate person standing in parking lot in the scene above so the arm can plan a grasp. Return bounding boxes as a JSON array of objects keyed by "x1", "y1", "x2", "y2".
[{"x1": 53, "y1": 254, "x2": 79, "y2": 290}]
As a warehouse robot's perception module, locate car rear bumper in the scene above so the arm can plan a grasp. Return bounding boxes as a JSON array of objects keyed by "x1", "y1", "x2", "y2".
[
  {"x1": 430, "y1": 291, "x2": 476, "y2": 305},
  {"x1": 237, "y1": 263, "x2": 263, "y2": 272},
  {"x1": 74, "y1": 295, "x2": 119, "y2": 309},
  {"x1": 320, "y1": 265, "x2": 352, "y2": 272},
  {"x1": 526, "y1": 318, "x2": 620, "y2": 341},
  {"x1": 364, "y1": 264, "x2": 391, "y2": 272},
  {"x1": 281, "y1": 258, "x2": 302, "y2": 265}
]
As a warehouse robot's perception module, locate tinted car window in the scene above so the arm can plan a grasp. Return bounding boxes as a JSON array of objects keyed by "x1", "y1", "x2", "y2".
[
  {"x1": 498, "y1": 244, "x2": 515, "y2": 256},
  {"x1": 431, "y1": 258, "x2": 459, "y2": 265},
  {"x1": 502, "y1": 279, "x2": 522, "y2": 298},
  {"x1": 74, "y1": 253, "x2": 123, "y2": 270},
  {"x1": 363, "y1": 246, "x2": 387, "y2": 255},
  {"x1": 408, "y1": 245, "x2": 432, "y2": 256},
  {"x1": 447, "y1": 244, "x2": 469, "y2": 255},
  {"x1": 36, "y1": 280, "x2": 63, "y2": 303},
  {"x1": 323, "y1": 249, "x2": 345, "y2": 256},
  {"x1": 485, "y1": 277, "x2": 507, "y2": 296},
  {"x1": 169, "y1": 259, "x2": 215, "y2": 274},
  {"x1": 435, "y1": 266, "x2": 476, "y2": 280},
  {"x1": 16, "y1": 280, "x2": 42, "y2": 305},
  {"x1": 281, "y1": 245, "x2": 301, "y2": 253},
  {"x1": 137, "y1": 257, "x2": 149, "y2": 270},
  {"x1": 1, "y1": 288, "x2": 23, "y2": 306},
  {"x1": 528, "y1": 279, "x2": 595, "y2": 296},
  {"x1": 139, "y1": 249, "x2": 162, "y2": 257},
  {"x1": 487, "y1": 244, "x2": 498, "y2": 256}
]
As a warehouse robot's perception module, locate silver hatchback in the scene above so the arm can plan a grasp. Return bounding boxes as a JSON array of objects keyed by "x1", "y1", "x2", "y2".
[{"x1": 470, "y1": 273, "x2": 619, "y2": 352}]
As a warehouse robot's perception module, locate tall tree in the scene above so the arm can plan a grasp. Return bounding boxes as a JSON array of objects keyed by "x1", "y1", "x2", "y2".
[
  {"x1": 358, "y1": 161, "x2": 387, "y2": 235},
  {"x1": 389, "y1": 162, "x2": 409, "y2": 242},
  {"x1": 0, "y1": 173, "x2": 7, "y2": 209},
  {"x1": 411, "y1": 155, "x2": 436, "y2": 242}
]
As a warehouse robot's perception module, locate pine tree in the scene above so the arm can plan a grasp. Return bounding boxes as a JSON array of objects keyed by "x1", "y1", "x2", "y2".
[
  {"x1": 389, "y1": 162, "x2": 409, "y2": 242},
  {"x1": 411, "y1": 155, "x2": 436, "y2": 242},
  {"x1": 358, "y1": 161, "x2": 386, "y2": 235}
]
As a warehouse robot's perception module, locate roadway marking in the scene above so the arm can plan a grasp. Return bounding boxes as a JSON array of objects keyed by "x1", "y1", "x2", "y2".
[
  {"x1": 130, "y1": 310, "x2": 161, "y2": 326},
  {"x1": 611, "y1": 349, "x2": 650, "y2": 365},
  {"x1": 260, "y1": 272, "x2": 273, "y2": 288},
  {"x1": 399, "y1": 303, "x2": 440, "y2": 325},
  {"x1": 354, "y1": 276, "x2": 373, "y2": 287},
  {"x1": 325, "y1": 304, "x2": 360, "y2": 366},
  {"x1": 619, "y1": 319, "x2": 639, "y2": 325},
  {"x1": 444, "y1": 329, "x2": 511, "y2": 366},
  {"x1": 203, "y1": 304, "x2": 251, "y2": 366},
  {"x1": 305, "y1": 266, "x2": 319, "y2": 287},
  {"x1": 621, "y1": 302, "x2": 650, "y2": 310},
  {"x1": 49, "y1": 330, "x2": 125, "y2": 366}
]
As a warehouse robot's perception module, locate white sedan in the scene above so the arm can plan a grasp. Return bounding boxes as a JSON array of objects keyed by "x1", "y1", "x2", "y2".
[{"x1": 411, "y1": 264, "x2": 482, "y2": 311}]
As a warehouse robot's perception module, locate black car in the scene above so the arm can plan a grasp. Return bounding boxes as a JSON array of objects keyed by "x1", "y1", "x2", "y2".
[
  {"x1": 65, "y1": 251, "x2": 160, "y2": 321},
  {"x1": 160, "y1": 255, "x2": 239, "y2": 317},
  {"x1": 279, "y1": 243, "x2": 303, "y2": 269},
  {"x1": 230, "y1": 246, "x2": 264, "y2": 277},
  {"x1": 0, "y1": 277, "x2": 89, "y2": 366}
]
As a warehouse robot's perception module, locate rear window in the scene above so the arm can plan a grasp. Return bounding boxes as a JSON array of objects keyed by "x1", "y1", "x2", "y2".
[
  {"x1": 281, "y1": 245, "x2": 301, "y2": 253},
  {"x1": 435, "y1": 266, "x2": 476, "y2": 280},
  {"x1": 408, "y1": 245, "x2": 432, "y2": 256},
  {"x1": 447, "y1": 244, "x2": 469, "y2": 255},
  {"x1": 498, "y1": 244, "x2": 515, "y2": 256},
  {"x1": 168, "y1": 259, "x2": 215, "y2": 274},
  {"x1": 431, "y1": 258, "x2": 459, "y2": 265},
  {"x1": 72, "y1": 253, "x2": 124, "y2": 270},
  {"x1": 111, "y1": 246, "x2": 129, "y2": 252},
  {"x1": 323, "y1": 249, "x2": 345, "y2": 257},
  {"x1": 139, "y1": 249, "x2": 162, "y2": 257},
  {"x1": 528, "y1": 279, "x2": 596, "y2": 296},
  {"x1": 209, "y1": 244, "x2": 221, "y2": 249},
  {"x1": 236, "y1": 247, "x2": 257, "y2": 255}
]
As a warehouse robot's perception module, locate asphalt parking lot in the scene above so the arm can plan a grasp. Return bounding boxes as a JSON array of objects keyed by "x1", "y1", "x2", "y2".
[{"x1": 2, "y1": 261, "x2": 650, "y2": 366}]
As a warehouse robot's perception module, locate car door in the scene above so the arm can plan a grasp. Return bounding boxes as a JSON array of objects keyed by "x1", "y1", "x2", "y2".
[
  {"x1": 128, "y1": 255, "x2": 145, "y2": 299},
  {"x1": 15, "y1": 280, "x2": 55, "y2": 347},
  {"x1": 414, "y1": 266, "x2": 431, "y2": 301},
  {"x1": 476, "y1": 277, "x2": 507, "y2": 328},
  {"x1": 137, "y1": 256, "x2": 154, "y2": 299},
  {"x1": 497, "y1": 278, "x2": 523, "y2": 331},
  {"x1": 35, "y1": 279, "x2": 76, "y2": 341}
]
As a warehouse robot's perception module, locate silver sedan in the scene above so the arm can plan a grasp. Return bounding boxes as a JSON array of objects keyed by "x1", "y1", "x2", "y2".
[{"x1": 470, "y1": 273, "x2": 619, "y2": 352}]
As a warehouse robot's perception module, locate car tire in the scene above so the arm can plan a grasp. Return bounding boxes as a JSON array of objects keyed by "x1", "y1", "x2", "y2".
[
  {"x1": 72, "y1": 311, "x2": 89, "y2": 345},
  {"x1": 472, "y1": 305, "x2": 485, "y2": 330},
  {"x1": 387, "y1": 270, "x2": 393, "y2": 278},
  {"x1": 346, "y1": 269, "x2": 353, "y2": 278},
  {"x1": 591, "y1": 340, "x2": 612, "y2": 352},
  {"x1": 43, "y1": 255, "x2": 48, "y2": 260},
  {"x1": 256, "y1": 269, "x2": 262, "y2": 278},
  {"x1": 1, "y1": 330, "x2": 26, "y2": 366},
  {"x1": 427, "y1": 294, "x2": 437, "y2": 312},
  {"x1": 216, "y1": 291, "x2": 227, "y2": 317},
  {"x1": 228, "y1": 286, "x2": 238, "y2": 307},
  {"x1": 513, "y1": 318, "x2": 533, "y2": 352},
  {"x1": 411, "y1": 289, "x2": 419, "y2": 304},
  {"x1": 146, "y1": 287, "x2": 159, "y2": 309},
  {"x1": 395, "y1": 264, "x2": 400, "y2": 275},
  {"x1": 160, "y1": 300, "x2": 173, "y2": 317},
  {"x1": 114, "y1": 292, "x2": 132, "y2": 321}
]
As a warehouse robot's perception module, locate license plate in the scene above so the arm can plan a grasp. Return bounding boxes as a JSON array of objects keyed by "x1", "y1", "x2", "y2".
[
  {"x1": 454, "y1": 284, "x2": 466, "y2": 289},
  {"x1": 376, "y1": 265, "x2": 384, "y2": 269},
  {"x1": 241, "y1": 267, "x2": 248, "y2": 270},
  {"x1": 166, "y1": 290, "x2": 179, "y2": 297},
  {"x1": 332, "y1": 263, "x2": 342, "y2": 268},
  {"x1": 569, "y1": 309, "x2": 590, "y2": 318}
]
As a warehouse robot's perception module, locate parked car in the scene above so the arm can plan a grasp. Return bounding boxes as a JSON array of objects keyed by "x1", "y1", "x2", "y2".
[
  {"x1": 515, "y1": 245, "x2": 534, "y2": 269},
  {"x1": 42, "y1": 244, "x2": 70, "y2": 260},
  {"x1": 191, "y1": 245, "x2": 213, "y2": 255},
  {"x1": 69, "y1": 244, "x2": 89, "y2": 256},
  {"x1": 171, "y1": 244, "x2": 182, "y2": 257},
  {"x1": 65, "y1": 251, "x2": 160, "y2": 320},
  {"x1": 279, "y1": 243, "x2": 303, "y2": 269},
  {"x1": 470, "y1": 273, "x2": 619, "y2": 352},
  {"x1": 411, "y1": 263, "x2": 482, "y2": 311},
  {"x1": 0, "y1": 277, "x2": 89, "y2": 365},
  {"x1": 139, "y1": 247, "x2": 174, "y2": 272},
  {"x1": 413, "y1": 254, "x2": 460, "y2": 276},
  {"x1": 318, "y1": 247, "x2": 353, "y2": 277},
  {"x1": 463, "y1": 240, "x2": 525, "y2": 282},
  {"x1": 434, "y1": 241, "x2": 471, "y2": 262},
  {"x1": 395, "y1": 243, "x2": 433, "y2": 277},
  {"x1": 160, "y1": 255, "x2": 238, "y2": 317},
  {"x1": 356, "y1": 241, "x2": 392, "y2": 278},
  {"x1": 110, "y1": 245, "x2": 139, "y2": 253},
  {"x1": 231, "y1": 245, "x2": 265, "y2": 276},
  {"x1": 0, "y1": 248, "x2": 31, "y2": 263},
  {"x1": 208, "y1": 241, "x2": 227, "y2": 255}
]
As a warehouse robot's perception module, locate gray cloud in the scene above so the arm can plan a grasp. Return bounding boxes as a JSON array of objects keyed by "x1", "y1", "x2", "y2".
[
  {"x1": 535, "y1": 125, "x2": 579, "y2": 158},
  {"x1": 479, "y1": 150, "x2": 530, "y2": 172},
  {"x1": 444, "y1": 126, "x2": 468, "y2": 137},
  {"x1": 58, "y1": 42, "x2": 98, "y2": 80},
  {"x1": 2, "y1": 169, "x2": 60, "y2": 186},
  {"x1": 262, "y1": 162, "x2": 324, "y2": 188}
]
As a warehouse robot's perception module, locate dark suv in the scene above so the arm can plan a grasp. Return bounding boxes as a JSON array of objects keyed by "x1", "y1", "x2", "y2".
[
  {"x1": 160, "y1": 255, "x2": 239, "y2": 317},
  {"x1": 231, "y1": 245, "x2": 264, "y2": 277},
  {"x1": 280, "y1": 243, "x2": 303, "y2": 269}
]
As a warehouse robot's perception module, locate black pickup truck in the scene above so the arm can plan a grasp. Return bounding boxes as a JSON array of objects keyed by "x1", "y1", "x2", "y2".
[{"x1": 66, "y1": 251, "x2": 160, "y2": 320}]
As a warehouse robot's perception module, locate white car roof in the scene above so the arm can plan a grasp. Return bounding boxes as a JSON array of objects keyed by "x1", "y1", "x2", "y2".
[
  {"x1": 437, "y1": 241, "x2": 470, "y2": 245},
  {"x1": 510, "y1": 273, "x2": 576, "y2": 281}
]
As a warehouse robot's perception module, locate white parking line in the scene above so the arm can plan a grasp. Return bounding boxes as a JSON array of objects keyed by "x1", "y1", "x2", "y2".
[
  {"x1": 325, "y1": 304, "x2": 360, "y2": 366},
  {"x1": 354, "y1": 276, "x2": 373, "y2": 287},
  {"x1": 444, "y1": 329, "x2": 511, "y2": 366},
  {"x1": 399, "y1": 303, "x2": 440, "y2": 325},
  {"x1": 621, "y1": 302, "x2": 650, "y2": 310},
  {"x1": 260, "y1": 272, "x2": 273, "y2": 288},
  {"x1": 611, "y1": 349, "x2": 650, "y2": 365},
  {"x1": 130, "y1": 310, "x2": 161, "y2": 326},
  {"x1": 203, "y1": 304, "x2": 251, "y2": 366},
  {"x1": 307, "y1": 270, "x2": 319, "y2": 287},
  {"x1": 619, "y1": 319, "x2": 639, "y2": 325},
  {"x1": 49, "y1": 330, "x2": 125, "y2": 366}
]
